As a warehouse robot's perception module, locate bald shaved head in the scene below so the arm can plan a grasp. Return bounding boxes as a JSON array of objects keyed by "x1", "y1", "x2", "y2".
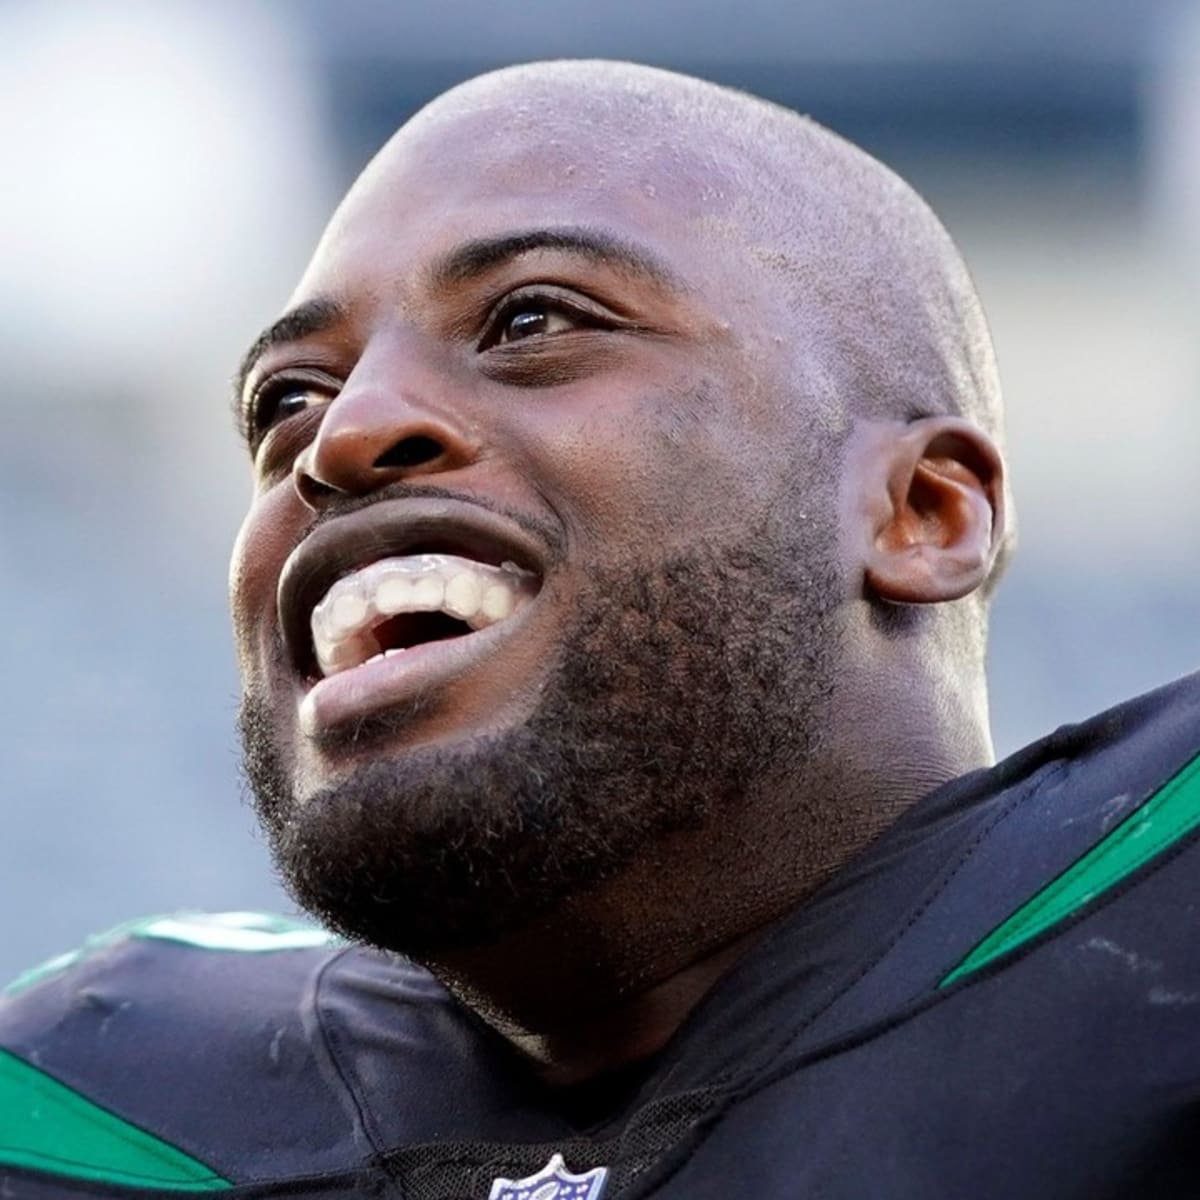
[
  {"x1": 322, "y1": 61, "x2": 1011, "y2": 598},
  {"x1": 394, "y1": 60, "x2": 1003, "y2": 444}
]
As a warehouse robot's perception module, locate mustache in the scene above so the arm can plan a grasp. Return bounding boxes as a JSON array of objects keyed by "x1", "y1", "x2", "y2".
[{"x1": 292, "y1": 481, "x2": 569, "y2": 569}]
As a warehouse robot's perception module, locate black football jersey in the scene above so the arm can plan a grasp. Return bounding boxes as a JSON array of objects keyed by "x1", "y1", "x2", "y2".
[{"x1": 3, "y1": 672, "x2": 1200, "y2": 1199}]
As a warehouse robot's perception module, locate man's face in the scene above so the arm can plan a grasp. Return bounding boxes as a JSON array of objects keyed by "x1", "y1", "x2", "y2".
[{"x1": 230, "y1": 89, "x2": 842, "y2": 956}]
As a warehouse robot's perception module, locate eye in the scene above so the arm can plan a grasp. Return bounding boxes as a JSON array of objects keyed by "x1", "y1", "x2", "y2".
[
  {"x1": 246, "y1": 377, "x2": 333, "y2": 445},
  {"x1": 496, "y1": 300, "x2": 578, "y2": 344},
  {"x1": 484, "y1": 289, "x2": 605, "y2": 349}
]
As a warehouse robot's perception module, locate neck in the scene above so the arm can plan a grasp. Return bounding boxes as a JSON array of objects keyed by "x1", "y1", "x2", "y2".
[
  {"x1": 436, "y1": 924, "x2": 765, "y2": 1088},
  {"x1": 422, "y1": 792, "x2": 881, "y2": 1088}
]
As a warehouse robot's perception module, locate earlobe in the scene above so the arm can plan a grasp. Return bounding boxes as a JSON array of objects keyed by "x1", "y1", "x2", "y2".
[{"x1": 860, "y1": 417, "x2": 1006, "y2": 606}]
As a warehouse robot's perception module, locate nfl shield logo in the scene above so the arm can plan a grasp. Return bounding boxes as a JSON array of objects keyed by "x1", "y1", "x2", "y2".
[{"x1": 488, "y1": 1153, "x2": 608, "y2": 1200}]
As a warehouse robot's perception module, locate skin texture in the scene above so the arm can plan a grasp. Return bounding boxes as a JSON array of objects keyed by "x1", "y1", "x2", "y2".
[{"x1": 230, "y1": 61, "x2": 1010, "y2": 1086}]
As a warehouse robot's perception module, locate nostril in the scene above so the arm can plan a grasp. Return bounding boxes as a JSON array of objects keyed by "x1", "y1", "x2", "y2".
[
  {"x1": 373, "y1": 435, "x2": 444, "y2": 470},
  {"x1": 295, "y1": 473, "x2": 339, "y2": 508}
]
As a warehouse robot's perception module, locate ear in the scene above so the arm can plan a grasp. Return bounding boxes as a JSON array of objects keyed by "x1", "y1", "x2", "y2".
[{"x1": 856, "y1": 416, "x2": 1007, "y2": 605}]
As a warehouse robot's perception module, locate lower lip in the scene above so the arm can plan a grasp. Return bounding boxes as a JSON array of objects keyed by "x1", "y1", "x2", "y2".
[{"x1": 297, "y1": 616, "x2": 524, "y2": 739}]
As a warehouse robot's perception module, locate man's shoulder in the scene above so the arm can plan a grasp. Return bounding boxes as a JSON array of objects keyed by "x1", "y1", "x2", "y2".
[
  {"x1": 1, "y1": 909, "x2": 344, "y2": 1022},
  {"x1": 656, "y1": 675, "x2": 1200, "y2": 1198},
  {"x1": 1053, "y1": 667, "x2": 1200, "y2": 778},
  {"x1": 935, "y1": 668, "x2": 1200, "y2": 985},
  {"x1": 764, "y1": 670, "x2": 1200, "y2": 1050},
  {"x1": 992, "y1": 667, "x2": 1200, "y2": 807},
  {"x1": 0, "y1": 912, "x2": 377, "y2": 1195}
]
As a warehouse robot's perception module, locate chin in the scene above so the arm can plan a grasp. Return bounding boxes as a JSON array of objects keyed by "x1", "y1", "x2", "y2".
[{"x1": 245, "y1": 714, "x2": 651, "y2": 956}]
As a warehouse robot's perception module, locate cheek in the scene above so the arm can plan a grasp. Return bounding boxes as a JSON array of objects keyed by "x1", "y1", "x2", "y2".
[
  {"x1": 512, "y1": 377, "x2": 781, "y2": 551},
  {"x1": 229, "y1": 486, "x2": 300, "y2": 671}
]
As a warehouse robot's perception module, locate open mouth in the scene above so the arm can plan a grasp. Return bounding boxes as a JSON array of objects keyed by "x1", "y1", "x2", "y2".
[
  {"x1": 311, "y1": 552, "x2": 540, "y2": 677},
  {"x1": 276, "y1": 499, "x2": 553, "y2": 688}
]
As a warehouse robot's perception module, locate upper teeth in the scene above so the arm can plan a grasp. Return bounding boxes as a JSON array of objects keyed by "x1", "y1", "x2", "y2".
[{"x1": 310, "y1": 554, "x2": 538, "y2": 678}]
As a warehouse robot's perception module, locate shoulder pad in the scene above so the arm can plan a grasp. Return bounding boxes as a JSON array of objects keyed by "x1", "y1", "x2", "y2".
[
  {"x1": 0, "y1": 912, "x2": 361, "y2": 1191},
  {"x1": 4, "y1": 910, "x2": 341, "y2": 998}
]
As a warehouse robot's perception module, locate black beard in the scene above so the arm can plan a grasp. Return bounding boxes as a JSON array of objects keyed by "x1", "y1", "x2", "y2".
[{"x1": 240, "y1": 528, "x2": 837, "y2": 959}]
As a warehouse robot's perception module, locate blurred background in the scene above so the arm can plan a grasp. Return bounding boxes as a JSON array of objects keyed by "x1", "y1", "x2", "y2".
[{"x1": 1, "y1": 0, "x2": 1197, "y2": 982}]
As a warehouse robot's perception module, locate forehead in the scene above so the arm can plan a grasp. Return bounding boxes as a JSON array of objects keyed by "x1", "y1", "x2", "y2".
[{"x1": 294, "y1": 89, "x2": 758, "y2": 306}]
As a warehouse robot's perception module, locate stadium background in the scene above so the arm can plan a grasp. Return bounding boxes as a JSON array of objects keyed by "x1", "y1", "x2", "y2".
[{"x1": 0, "y1": 0, "x2": 1197, "y2": 981}]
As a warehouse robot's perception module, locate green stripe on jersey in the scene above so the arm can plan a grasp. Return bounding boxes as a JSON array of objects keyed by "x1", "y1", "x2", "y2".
[
  {"x1": 0, "y1": 1048, "x2": 230, "y2": 1191},
  {"x1": 941, "y1": 750, "x2": 1200, "y2": 987}
]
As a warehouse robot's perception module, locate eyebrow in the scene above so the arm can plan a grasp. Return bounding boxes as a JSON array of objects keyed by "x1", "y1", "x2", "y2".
[
  {"x1": 429, "y1": 227, "x2": 685, "y2": 293},
  {"x1": 232, "y1": 296, "x2": 347, "y2": 422}
]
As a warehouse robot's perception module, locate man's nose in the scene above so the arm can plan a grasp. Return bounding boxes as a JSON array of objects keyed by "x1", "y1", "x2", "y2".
[{"x1": 292, "y1": 345, "x2": 479, "y2": 510}]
